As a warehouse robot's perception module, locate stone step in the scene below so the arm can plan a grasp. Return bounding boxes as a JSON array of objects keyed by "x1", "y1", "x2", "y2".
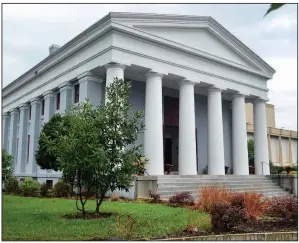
[
  {"x1": 158, "y1": 187, "x2": 288, "y2": 195},
  {"x1": 159, "y1": 191, "x2": 290, "y2": 199},
  {"x1": 158, "y1": 175, "x2": 268, "y2": 179},
  {"x1": 158, "y1": 180, "x2": 276, "y2": 186},
  {"x1": 158, "y1": 177, "x2": 272, "y2": 182},
  {"x1": 157, "y1": 185, "x2": 282, "y2": 192}
]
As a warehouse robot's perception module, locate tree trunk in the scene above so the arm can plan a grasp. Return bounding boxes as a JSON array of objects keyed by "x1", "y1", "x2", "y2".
[{"x1": 95, "y1": 194, "x2": 105, "y2": 214}]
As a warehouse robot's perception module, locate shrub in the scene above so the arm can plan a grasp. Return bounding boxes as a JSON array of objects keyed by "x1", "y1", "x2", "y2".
[
  {"x1": 40, "y1": 183, "x2": 48, "y2": 197},
  {"x1": 231, "y1": 193, "x2": 245, "y2": 208},
  {"x1": 53, "y1": 181, "x2": 72, "y2": 197},
  {"x1": 281, "y1": 170, "x2": 287, "y2": 175},
  {"x1": 210, "y1": 200, "x2": 231, "y2": 230},
  {"x1": 194, "y1": 186, "x2": 234, "y2": 212},
  {"x1": 289, "y1": 171, "x2": 297, "y2": 175},
  {"x1": 5, "y1": 177, "x2": 20, "y2": 195},
  {"x1": 243, "y1": 192, "x2": 269, "y2": 221},
  {"x1": 20, "y1": 178, "x2": 40, "y2": 197},
  {"x1": 148, "y1": 189, "x2": 161, "y2": 203},
  {"x1": 267, "y1": 196, "x2": 297, "y2": 224},
  {"x1": 169, "y1": 191, "x2": 194, "y2": 207},
  {"x1": 2, "y1": 149, "x2": 13, "y2": 184},
  {"x1": 111, "y1": 194, "x2": 120, "y2": 202}
]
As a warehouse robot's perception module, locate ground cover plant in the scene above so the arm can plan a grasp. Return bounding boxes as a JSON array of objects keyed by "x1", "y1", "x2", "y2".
[{"x1": 2, "y1": 195, "x2": 210, "y2": 241}]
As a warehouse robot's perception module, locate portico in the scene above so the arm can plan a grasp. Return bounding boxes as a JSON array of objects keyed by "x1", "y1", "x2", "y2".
[{"x1": 2, "y1": 12, "x2": 275, "y2": 183}]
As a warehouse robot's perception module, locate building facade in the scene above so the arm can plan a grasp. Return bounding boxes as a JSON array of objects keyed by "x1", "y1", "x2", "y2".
[
  {"x1": 2, "y1": 12, "x2": 277, "y2": 184},
  {"x1": 246, "y1": 103, "x2": 298, "y2": 166}
]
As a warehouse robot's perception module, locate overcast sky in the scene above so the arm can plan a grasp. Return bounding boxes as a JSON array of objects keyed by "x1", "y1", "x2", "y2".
[{"x1": 3, "y1": 3, "x2": 297, "y2": 130}]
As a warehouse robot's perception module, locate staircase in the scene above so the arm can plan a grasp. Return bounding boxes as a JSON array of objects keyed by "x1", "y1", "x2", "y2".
[{"x1": 157, "y1": 175, "x2": 290, "y2": 199}]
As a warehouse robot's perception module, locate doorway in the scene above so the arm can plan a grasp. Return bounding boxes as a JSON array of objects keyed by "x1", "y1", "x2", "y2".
[{"x1": 163, "y1": 126, "x2": 179, "y2": 172}]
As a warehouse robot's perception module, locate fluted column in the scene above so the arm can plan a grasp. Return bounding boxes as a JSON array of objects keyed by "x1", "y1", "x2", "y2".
[
  {"x1": 253, "y1": 99, "x2": 270, "y2": 175},
  {"x1": 105, "y1": 63, "x2": 126, "y2": 103},
  {"x1": 8, "y1": 108, "x2": 19, "y2": 167},
  {"x1": 144, "y1": 72, "x2": 164, "y2": 175},
  {"x1": 43, "y1": 90, "x2": 55, "y2": 123},
  {"x1": 2, "y1": 112, "x2": 10, "y2": 151},
  {"x1": 58, "y1": 82, "x2": 73, "y2": 114},
  {"x1": 16, "y1": 103, "x2": 29, "y2": 174},
  {"x1": 208, "y1": 87, "x2": 225, "y2": 175},
  {"x1": 78, "y1": 71, "x2": 104, "y2": 105},
  {"x1": 179, "y1": 80, "x2": 197, "y2": 175},
  {"x1": 232, "y1": 93, "x2": 249, "y2": 175},
  {"x1": 27, "y1": 98, "x2": 41, "y2": 175}
]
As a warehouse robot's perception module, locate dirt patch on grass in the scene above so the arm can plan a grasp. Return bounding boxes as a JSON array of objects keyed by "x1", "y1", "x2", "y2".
[{"x1": 62, "y1": 212, "x2": 115, "y2": 220}]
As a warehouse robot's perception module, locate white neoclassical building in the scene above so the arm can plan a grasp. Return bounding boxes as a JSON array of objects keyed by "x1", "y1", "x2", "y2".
[{"x1": 2, "y1": 12, "x2": 275, "y2": 184}]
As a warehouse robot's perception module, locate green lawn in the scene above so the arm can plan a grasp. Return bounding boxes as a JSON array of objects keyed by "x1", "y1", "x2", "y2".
[{"x1": 2, "y1": 195, "x2": 210, "y2": 240}]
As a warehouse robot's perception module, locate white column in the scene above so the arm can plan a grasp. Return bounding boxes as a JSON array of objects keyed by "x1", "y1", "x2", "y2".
[
  {"x1": 8, "y1": 108, "x2": 18, "y2": 167},
  {"x1": 253, "y1": 99, "x2": 270, "y2": 175},
  {"x1": 43, "y1": 90, "x2": 55, "y2": 123},
  {"x1": 2, "y1": 112, "x2": 10, "y2": 151},
  {"x1": 179, "y1": 80, "x2": 197, "y2": 175},
  {"x1": 144, "y1": 72, "x2": 164, "y2": 175},
  {"x1": 58, "y1": 82, "x2": 73, "y2": 114},
  {"x1": 208, "y1": 87, "x2": 225, "y2": 175},
  {"x1": 232, "y1": 94, "x2": 249, "y2": 175},
  {"x1": 16, "y1": 103, "x2": 29, "y2": 174},
  {"x1": 78, "y1": 71, "x2": 104, "y2": 105},
  {"x1": 27, "y1": 98, "x2": 41, "y2": 175},
  {"x1": 105, "y1": 63, "x2": 126, "y2": 103}
]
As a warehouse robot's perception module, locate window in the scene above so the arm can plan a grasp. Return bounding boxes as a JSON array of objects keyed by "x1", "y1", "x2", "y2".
[
  {"x1": 46, "y1": 180, "x2": 53, "y2": 189},
  {"x1": 29, "y1": 105, "x2": 31, "y2": 120},
  {"x1": 74, "y1": 84, "x2": 80, "y2": 103},
  {"x1": 16, "y1": 138, "x2": 19, "y2": 163},
  {"x1": 42, "y1": 100, "x2": 45, "y2": 116},
  {"x1": 56, "y1": 93, "x2": 60, "y2": 110},
  {"x1": 27, "y1": 135, "x2": 30, "y2": 162}
]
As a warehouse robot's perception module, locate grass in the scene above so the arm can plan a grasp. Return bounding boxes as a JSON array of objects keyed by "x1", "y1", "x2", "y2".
[{"x1": 2, "y1": 195, "x2": 211, "y2": 240}]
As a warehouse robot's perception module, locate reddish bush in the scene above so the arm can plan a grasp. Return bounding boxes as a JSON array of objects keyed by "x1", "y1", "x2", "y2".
[
  {"x1": 243, "y1": 192, "x2": 269, "y2": 221},
  {"x1": 267, "y1": 196, "x2": 298, "y2": 224},
  {"x1": 110, "y1": 194, "x2": 120, "y2": 202},
  {"x1": 169, "y1": 192, "x2": 194, "y2": 207},
  {"x1": 231, "y1": 193, "x2": 245, "y2": 208},
  {"x1": 194, "y1": 186, "x2": 234, "y2": 212},
  {"x1": 148, "y1": 189, "x2": 161, "y2": 203}
]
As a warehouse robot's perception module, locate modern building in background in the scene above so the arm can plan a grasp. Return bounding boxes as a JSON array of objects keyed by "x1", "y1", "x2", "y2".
[
  {"x1": 246, "y1": 103, "x2": 297, "y2": 166},
  {"x1": 2, "y1": 12, "x2": 280, "y2": 184}
]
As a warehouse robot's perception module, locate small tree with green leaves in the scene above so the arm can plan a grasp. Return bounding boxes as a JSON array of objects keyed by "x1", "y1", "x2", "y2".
[
  {"x1": 2, "y1": 149, "x2": 13, "y2": 184},
  {"x1": 55, "y1": 78, "x2": 144, "y2": 215},
  {"x1": 35, "y1": 114, "x2": 70, "y2": 171},
  {"x1": 248, "y1": 139, "x2": 254, "y2": 167}
]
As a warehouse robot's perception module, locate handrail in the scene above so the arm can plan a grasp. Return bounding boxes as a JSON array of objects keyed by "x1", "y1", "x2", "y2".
[{"x1": 261, "y1": 161, "x2": 269, "y2": 175}]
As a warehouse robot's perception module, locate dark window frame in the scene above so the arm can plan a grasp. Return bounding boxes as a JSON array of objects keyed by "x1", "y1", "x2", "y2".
[{"x1": 56, "y1": 93, "x2": 60, "y2": 110}]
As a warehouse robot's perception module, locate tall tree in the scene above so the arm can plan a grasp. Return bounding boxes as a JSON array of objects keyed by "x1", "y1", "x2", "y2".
[
  {"x1": 35, "y1": 114, "x2": 70, "y2": 171},
  {"x1": 55, "y1": 78, "x2": 144, "y2": 215}
]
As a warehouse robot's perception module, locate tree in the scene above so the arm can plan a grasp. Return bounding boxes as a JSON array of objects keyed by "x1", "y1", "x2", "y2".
[
  {"x1": 265, "y1": 4, "x2": 286, "y2": 16},
  {"x1": 35, "y1": 114, "x2": 70, "y2": 171},
  {"x1": 247, "y1": 139, "x2": 254, "y2": 167},
  {"x1": 2, "y1": 149, "x2": 13, "y2": 184},
  {"x1": 55, "y1": 78, "x2": 144, "y2": 215}
]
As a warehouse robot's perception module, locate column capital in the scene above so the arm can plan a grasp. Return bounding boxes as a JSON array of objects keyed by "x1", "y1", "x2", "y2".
[
  {"x1": 43, "y1": 90, "x2": 55, "y2": 99},
  {"x1": 208, "y1": 87, "x2": 224, "y2": 93},
  {"x1": 3, "y1": 112, "x2": 10, "y2": 117},
  {"x1": 232, "y1": 92, "x2": 246, "y2": 99},
  {"x1": 18, "y1": 103, "x2": 30, "y2": 110},
  {"x1": 179, "y1": 79, "x2": 196, "y2": 86},
  {"x1": 105, "y1": 63, "x2": 126, "y2": 70},
  {"x1": 253, "y1": 98, "x2": 268, "y2": 104},
  {"x1": 9, "y1": 108, "x2": 19, "y2": 114},
  {"x1": 78, "y1": 71, "x2": 103, "y2": 84},
  {"x1": 29, "y1": 97, "x2": 41, "y2": 105},
  {"x1": 145, "y1": 71, "x2": 164, "y2": 79},
  {"x1": 58, "y1": 81, "x2": 72, "y2": 91}
]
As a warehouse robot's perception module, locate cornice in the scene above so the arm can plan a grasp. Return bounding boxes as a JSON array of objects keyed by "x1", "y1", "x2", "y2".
[
  {"x1": 3, "y1": 12, "x2": 274, "y2": 100},
  {"x1": 3, "y1": 18, "x2": 113, "y2": 97}
]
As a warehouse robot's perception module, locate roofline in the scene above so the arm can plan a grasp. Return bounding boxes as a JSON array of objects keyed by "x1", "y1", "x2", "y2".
[{"x1": 3, "y1": 11, "x2": 275, "y2": 93}]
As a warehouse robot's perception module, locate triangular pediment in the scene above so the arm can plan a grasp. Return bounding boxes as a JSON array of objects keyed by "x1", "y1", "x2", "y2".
[
  {"x1": 110, "y1": 12, "x2": 275, "y2": 77},
  {"x1": 132, "y1": 26, "x2": 258, "y2": 70}
]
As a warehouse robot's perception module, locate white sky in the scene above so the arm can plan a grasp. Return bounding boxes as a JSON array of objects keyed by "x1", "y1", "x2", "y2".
[{"x1": 2, "y1": 3, "x2": 298, "y2": 130}]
